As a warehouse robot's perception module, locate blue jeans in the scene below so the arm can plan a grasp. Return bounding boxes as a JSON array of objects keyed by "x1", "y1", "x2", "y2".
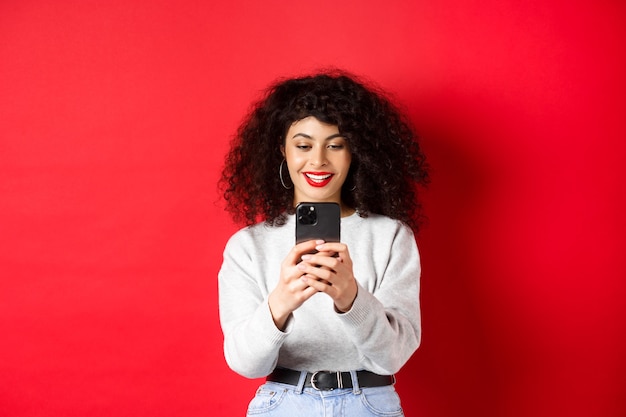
[{"x1": 246, "y1": 371, "x2": 404, "y2": 417}]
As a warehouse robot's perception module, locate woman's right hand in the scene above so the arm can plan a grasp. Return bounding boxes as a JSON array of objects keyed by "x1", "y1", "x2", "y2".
[{"x1": 268, "y1": 240, "x2": 322, "y2": 330}]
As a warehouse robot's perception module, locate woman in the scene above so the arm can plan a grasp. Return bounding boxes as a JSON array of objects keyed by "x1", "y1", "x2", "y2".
[{"x1": 218, "y1": 70, "x2": 428, "y2": 416}]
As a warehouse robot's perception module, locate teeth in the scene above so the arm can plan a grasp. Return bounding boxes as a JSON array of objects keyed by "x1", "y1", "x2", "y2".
[{"x1": 305, "y1": 173, "x2": 332, "y2": 182}]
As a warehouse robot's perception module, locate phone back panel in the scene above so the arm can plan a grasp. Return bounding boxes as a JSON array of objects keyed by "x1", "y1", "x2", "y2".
[{"x1": 295, "y1": 202, "x2": 341, "y2": 244}]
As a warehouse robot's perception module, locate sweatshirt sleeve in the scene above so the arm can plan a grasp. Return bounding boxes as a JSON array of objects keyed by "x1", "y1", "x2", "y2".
[
  {"x1": 336, "y1": 223, "x2": 421, "y2": 374},
  {"x1": 218, "y1": 231, "x2": 291, "y2": 378}
]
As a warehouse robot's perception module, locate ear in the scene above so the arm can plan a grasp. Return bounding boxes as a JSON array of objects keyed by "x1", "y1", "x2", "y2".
[{"x1": 280, "y1": 145, "x2": 285, "y2": 157}]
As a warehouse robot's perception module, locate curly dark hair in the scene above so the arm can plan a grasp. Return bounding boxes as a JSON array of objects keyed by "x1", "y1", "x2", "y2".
[{"x1": 219, "y1": 69, "x2": 429, "y2": 231}]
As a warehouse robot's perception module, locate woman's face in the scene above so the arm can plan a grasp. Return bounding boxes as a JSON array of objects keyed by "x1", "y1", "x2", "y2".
[{"x1": 282, "y1": 116, "x2": 352, "y2": 208}]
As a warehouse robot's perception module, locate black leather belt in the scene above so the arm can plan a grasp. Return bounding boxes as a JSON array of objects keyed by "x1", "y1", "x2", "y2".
[{"x1": 267, "y1": 367, "x2": 395, "y2": 391}]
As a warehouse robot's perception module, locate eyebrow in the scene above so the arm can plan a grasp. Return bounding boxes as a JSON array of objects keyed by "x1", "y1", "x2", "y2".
[{"x1": 291, "y1": 133, "x2": 344, "y2": 140}]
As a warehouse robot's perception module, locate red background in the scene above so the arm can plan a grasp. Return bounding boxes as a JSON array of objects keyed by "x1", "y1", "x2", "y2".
[{"x1": 1, "y1": 1, "x2": 625, "y2": 416}]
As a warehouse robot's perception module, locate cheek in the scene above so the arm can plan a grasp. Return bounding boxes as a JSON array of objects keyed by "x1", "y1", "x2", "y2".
[
  {"x1": 285, "y1": 154, "x2": 304, "y2": 176},
  {"x1": 339, "y1": 154, "x2": 352, "y2": 173},
  {"x1": 285, "y1": 151, "x2": 301, "y2": 168}
]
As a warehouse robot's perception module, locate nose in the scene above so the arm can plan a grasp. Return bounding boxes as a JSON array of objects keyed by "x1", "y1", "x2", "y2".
[{"x1": 309, "y1": 146, "x2": 328, "y2": 167}]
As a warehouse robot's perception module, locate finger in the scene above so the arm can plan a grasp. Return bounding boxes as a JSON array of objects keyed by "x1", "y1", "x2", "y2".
[
  {"x1": 310, "y1": 271, "x2": 334, "y2": 285},
  {"x1": 296, "y1": 278, "x2": 321, "y2": 295},
  {"x1": 301, "y1": 275, "x2": 332, "y2": 293},
  {"x1": 300, "y1": 272, "x2": 332, "y2": 286},
  {"x1": 313, "y1": 250, "x2": 337, "y2": 258},
  {"x1": 291, "y1": 273, "x2": 315, "y2": 290},
  {"x1": 300, "y1": 254, "x2": 340, "y2": 271},
  {"x1": 285, "y1": 240, "x2": 321, "y2": 264},
  {"x1": 315, "y1": 242, "x2": 349, "y2": 258},
  {"x1": 298, "y1": 257, "x2": 338, "y2": 277}
]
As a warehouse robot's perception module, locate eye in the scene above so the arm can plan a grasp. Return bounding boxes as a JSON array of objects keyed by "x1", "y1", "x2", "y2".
[
  {"x1": 327, "y1": 143, "x2": 345, "y2": 150},
  {"x1": 296, "y1": 144, "x2": 311, "y2": 150}
]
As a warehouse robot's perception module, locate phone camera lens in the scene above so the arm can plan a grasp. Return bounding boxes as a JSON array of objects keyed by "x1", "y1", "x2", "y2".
[{"x1": 298, "y1": 205, "x2": 317, "y2": 225}]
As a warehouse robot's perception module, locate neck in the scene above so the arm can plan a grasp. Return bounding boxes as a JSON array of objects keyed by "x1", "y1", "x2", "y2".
[{"x1": 340, "y1": 206, "x2": 356, "y2": 218}]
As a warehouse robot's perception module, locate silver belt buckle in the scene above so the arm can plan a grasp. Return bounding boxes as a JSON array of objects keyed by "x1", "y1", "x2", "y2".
[{"x1": 310, "y1": 371, "x2": 343, "y2": 390}]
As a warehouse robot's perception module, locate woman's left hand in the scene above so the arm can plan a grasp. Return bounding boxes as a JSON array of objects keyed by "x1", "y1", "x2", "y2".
[{"x1": 297, "y1": 241, "x2": 358, "y2": 313}]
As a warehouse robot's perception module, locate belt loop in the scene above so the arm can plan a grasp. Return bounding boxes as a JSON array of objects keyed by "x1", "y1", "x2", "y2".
[
  {"x1": 295, "y1": 370, "x2": 307, "y2": 394},
  {"x1": 349, "y1": 370, "x2": 361, "y2": 394}
]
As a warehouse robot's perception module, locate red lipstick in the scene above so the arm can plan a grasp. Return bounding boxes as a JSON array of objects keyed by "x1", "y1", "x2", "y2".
[{"x1": 303, "y1": 172, "x2": 333, "y2": 187}]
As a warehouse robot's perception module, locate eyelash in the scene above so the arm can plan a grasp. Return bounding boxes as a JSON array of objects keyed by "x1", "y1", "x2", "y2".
[{"x1": 296, "y1": 144, "x2": 344, "y2": 150}]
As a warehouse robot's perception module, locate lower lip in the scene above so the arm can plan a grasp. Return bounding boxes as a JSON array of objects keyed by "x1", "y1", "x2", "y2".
[{"x1": 303, "y1": 174, "x2": 333, "y2": 187}]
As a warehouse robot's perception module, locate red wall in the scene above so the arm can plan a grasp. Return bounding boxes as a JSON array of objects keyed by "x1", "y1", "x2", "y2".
[{"x1": 1, "y1": 1, "x2": 624, "y2": 416}]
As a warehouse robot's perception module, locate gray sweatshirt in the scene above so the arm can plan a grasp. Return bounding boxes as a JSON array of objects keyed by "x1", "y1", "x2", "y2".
[{"x1": 218, "y1": 212, "x2": 421, "y2": 379}]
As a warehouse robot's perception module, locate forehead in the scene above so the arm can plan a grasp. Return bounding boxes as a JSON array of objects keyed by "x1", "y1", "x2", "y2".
[{"x1": 287, "y1": 116, "x2": 340, "y2": 136}]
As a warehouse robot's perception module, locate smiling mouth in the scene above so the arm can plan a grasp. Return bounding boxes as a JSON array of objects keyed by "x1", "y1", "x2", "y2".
[{"x1": 304, "y1": 172, "x2": 333, "y2": 187}]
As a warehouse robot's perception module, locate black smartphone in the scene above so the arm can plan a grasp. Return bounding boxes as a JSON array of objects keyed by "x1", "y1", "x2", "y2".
[{"x1": 295, "y1": 202, "x2": 341, "y2": 245}]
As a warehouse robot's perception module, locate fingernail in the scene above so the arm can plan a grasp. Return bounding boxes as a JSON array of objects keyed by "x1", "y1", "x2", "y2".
[{"x1": 301, "y1": 255, "x2": 311, "y2": 260}]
